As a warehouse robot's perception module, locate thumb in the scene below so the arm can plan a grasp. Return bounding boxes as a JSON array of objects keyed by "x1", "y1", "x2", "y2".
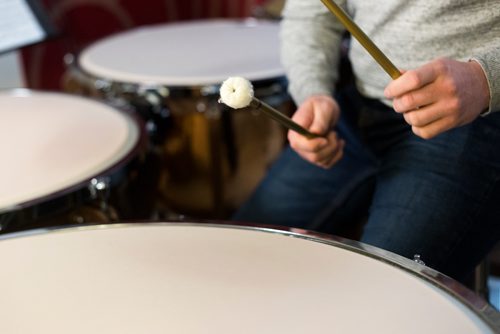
[
  {"x1": 291, "y1": 104, "x2": 314, "y2": 128},
  {"x1": 309, "y1": 113, "x2": 332, "y2": 135},
  {"x1": 309, "y1": 98, "x2": 338, "y2": 135}
]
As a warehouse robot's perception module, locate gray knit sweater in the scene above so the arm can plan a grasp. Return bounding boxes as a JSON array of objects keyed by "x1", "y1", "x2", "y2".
[{"x1": 281, "y1": 0, "x2": 500, "y2": 113}]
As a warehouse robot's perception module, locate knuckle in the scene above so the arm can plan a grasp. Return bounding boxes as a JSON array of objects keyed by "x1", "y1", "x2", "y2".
[
  {"x1": 393, "y1": 99, "x2": 402, "y2": 112},
  {"x1": 411, "y1": 126, "x2": 421, "y2": 137},
  {"x1": 310, "y1": 142, "x2": 323, "y2": 152},
  {"x1": 299, "y1": 152, "x2": 313, "y2": 163},
  {"x1": 444, "y1": 78, "x2": 458, "y2": 96},
  {"x1": 407, "y1": 70, "x2": 421, "y2": 88},
  {"x1": 434, "y1": 58, "x2": 449, "y2": 74},
  {"x1": 422, "y1": 132, "x2": 434, "y2": 140},
  {"x1": 323, "y1": 162, "x2": 334, "y2": 169},
  {"x1": 402, "y1": 94, "x2": 415, "y2": 109},
  {"x1": 446, "y1": 113, "x2": 460, "y2": 127},
  {"x1": 305, "y1": 152, "x2": 321, "y2": 164},
  {"x1": 312, "y1": 156, "x2": 322, "y2": 164},
  {"x1": 447, "y1": 97, "x2": 461, "y2": 112},
  {"x1": 409, "y1": 113, "x2": 421, "y2": 126},
  {"x1": 403, "y1": 112, "x2": 415, "y2": 125},
  {"x1": 333, "y1": 150, "x2": 344, "y2": 164},
  {"x1": 412, "y1": 126, "x2": 434, "y2": 140}
]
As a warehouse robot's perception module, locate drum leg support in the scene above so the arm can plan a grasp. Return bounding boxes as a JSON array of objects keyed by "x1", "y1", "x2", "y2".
[
  {"x1": 88, "y1": 177, "x2": 118, "y2": 221},
  {"x1": 474, "y1": 259, "x2": 490, "y2": 301},
  {"x1": 207, "y1": 104, "x2": 226, "y2": 218}
]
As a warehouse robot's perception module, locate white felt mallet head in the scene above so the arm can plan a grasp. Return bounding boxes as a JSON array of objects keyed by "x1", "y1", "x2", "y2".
[
  {"x1": 219, "y1": 77, "x2": 254, "y2": 109},
  {"x1": 219, "y1": 76, "x2": 319, "y2": 139}
]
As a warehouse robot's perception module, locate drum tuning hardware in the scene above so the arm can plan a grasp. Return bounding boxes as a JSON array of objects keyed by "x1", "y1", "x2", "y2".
[
  {"x1": 138, "y1": 89, "x2": 166, "y2": 113},
  {"x1": 88, "y1": 177, "x2": 110, "y2": 200},
  {"x1": 138, "y1": 85, "x2": 163, "y2": 95},
  {"x1": 108, "y1": 98, "x2": 131, "y2": 111},
  {"x1": 157, "y1": 86, "x2": 170, "y2": 98},
  {"x1": 205, "y1": 104, "x2": 222, "y2": 119},
  {"x1": 159, "y1": 108, "x2": 170, "y2": 118},
  {"x1": 146, "y1": 120, "x2": 157, "y2": 133},
  {"x1": 120, "y1": 83, "x2": 137, "y2": 94},
  {"x1": 196, "y1": 102, "x2": 207, "y2": 112},
  {"x1": 413, "y1": 254, "x2": 426, "y2": 266},
  {"x1": 144, "y1": 92, "x2": 161, "y2": 106},
  {"x1": 94, "y1": 79, "x2": 112, "y2": 91},
  {"x1": 63, "y1": 53, "x2": 75, "y2": 66},
  {"x1": 88, "y1": 177, "x2": 113, "y2": 214},
  {"x1": 71, "y1": 215, "x2": 86, "y2": 224},
  {"x1": 200, "y1": 85, "x2": 219, "y2": 96}
]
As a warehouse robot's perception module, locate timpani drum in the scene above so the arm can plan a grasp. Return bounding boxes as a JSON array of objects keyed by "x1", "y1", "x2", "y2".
[
  {"x1": 0, "y1": 90, "x2": 143, "y2": 232},
  {"x1": 64, "y1": 19, "x2": 291, "y2": 219},
  {"x1": 0, "y1": 222, "x2": 498, "y2": 333}
]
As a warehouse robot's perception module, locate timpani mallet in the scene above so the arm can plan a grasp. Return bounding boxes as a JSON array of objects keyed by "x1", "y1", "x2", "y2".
[
  {"x1": 219, "y1": 77, "x2": 321, "y2": 139},
  {"x1": 220, "y1": 2, "x2": 402, "y2": 138},
  {"x1": 320, "y1": 0, "x2": 402, "y2": 80}
]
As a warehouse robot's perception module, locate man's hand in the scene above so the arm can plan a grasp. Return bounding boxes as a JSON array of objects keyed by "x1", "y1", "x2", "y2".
[
  {"x1": 384, "y1": 58, "x2": 490, "y2": 139},
  {"x1": 288, "y1": 95, "x2": 345, "y2": 168}
]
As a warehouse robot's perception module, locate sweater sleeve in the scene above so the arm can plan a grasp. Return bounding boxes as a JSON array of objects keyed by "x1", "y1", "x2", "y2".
[
  {"x1": 280, "y1": 0, "x2": 346, "y2": 105},
  {"x1": 472, "y1": 45, "x2": 500, "y2": 114}
]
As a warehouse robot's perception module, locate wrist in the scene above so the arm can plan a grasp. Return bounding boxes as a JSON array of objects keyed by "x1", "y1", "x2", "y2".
[{"x1": 468, "y1": 60, "x2": 491, "y2": 114}]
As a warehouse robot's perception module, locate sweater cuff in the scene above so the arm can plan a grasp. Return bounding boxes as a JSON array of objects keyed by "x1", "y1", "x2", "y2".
[
  {"x1": 471, "y1": 52, "x2": 500, "y2": 115},
  {"x1": 288, "y1": 81, "x2": 334, "y2": 106}
]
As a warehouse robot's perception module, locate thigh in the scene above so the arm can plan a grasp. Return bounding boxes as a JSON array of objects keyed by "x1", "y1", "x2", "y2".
[
  {"x1": 232, "y1": 116, "x2": 377, "y2": 230},
  {"x1": 362, "y1": 113, "x2": 500, "y2": 280}
]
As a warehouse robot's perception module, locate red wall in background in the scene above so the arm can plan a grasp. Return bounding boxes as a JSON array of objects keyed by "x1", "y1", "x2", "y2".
[{"x1": 21, "y1": 0, "x2": 267, "y2": 90}]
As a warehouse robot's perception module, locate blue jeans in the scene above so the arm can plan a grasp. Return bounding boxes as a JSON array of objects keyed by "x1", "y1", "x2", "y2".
[{"x1": 233, "y1": 87, "x2": 500, "y2": 281}]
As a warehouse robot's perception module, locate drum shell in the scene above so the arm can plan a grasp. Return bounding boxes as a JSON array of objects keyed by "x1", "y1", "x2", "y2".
[
  {"x1": 1, "y1": 167, "x2": 136, "y2": 233},
  {"x1": 64, "y1": 65, "x2": 292, "y2": 218},
  {"x1": 1, "y1": 183, "x2": 116, "y2": 233}
]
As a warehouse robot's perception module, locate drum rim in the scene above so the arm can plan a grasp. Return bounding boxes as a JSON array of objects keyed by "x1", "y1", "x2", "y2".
[
  {"x1": 68, "y1": 61, "x2": 288, "y2": 99},
  {"x1": 0, "y1": 89, "x2": 147, "y2": 213},
  {"x1": 76, "y1": 18, "x2": 285, "y2": 86},
  {"x1": 2, "y1": 220, "x2": 500, "y2": 331}
]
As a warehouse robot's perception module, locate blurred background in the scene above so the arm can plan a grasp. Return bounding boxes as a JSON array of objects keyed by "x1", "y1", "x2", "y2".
[{"x1": 2, "y1": 0, "x2": 284, "y2": 90}]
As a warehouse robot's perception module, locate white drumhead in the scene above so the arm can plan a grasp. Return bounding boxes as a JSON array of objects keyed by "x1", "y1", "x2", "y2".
[
  {"x1": 78, "y1": 19, "x2": 284, "y2": 86},
  {"x1": 0, "y1": 224, "x2": 494, "y2": 334},
  {"x1": 0, "y1": 90, "x2": 140, "y2": 211}
]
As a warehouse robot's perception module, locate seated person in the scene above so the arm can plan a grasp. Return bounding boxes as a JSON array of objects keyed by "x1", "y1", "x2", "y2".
[{"x1": 233, "y1": 0, "x2": 500, "y2": 282}]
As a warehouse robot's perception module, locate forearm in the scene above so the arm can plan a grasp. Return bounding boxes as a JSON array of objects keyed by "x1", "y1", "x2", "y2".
[{"x1": 280, "y1": 0, "x2": 346, "y2": 105}]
